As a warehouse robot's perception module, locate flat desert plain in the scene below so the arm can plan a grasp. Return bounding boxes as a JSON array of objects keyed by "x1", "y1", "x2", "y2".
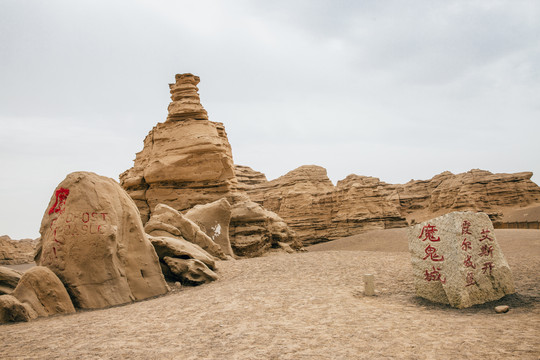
[{"x1": 1, "y1": 229, "x2": 539, "y2": 359}]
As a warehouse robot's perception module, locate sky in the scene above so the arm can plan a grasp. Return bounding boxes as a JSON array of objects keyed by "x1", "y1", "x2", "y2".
[{"x1": 1, "y1": 0, "x2": 539, "y2": 239}]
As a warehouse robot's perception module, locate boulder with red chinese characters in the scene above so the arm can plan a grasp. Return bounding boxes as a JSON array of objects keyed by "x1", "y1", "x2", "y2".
[
  {"x1": 37, "y1": 171, "x2": 169, "y2": 309},
  {"x1": 408, "y1": 211, "x2": 515, "y2": 309}
]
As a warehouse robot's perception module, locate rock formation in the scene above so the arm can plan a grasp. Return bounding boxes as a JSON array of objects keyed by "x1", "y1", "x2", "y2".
[
  {"x1": 11, "y1": 266, "x2": 75, "y2": 317},
  {"x1": 185, "y1": 198, "x2": 235, "y2": 258},
  {"x1": 37, "y1": 171, "x2": 168, "y2": 309},
  {"x1": 145, "y1": 204, "x2": 227, "y2": 260},
  {"x1": 166, "y1": 73, "x2": 208, "y2": 121},
  {"x1": 120, "y1": 74, "x2": 299, "y2": 257},
  {"x1": 408, "y1": 211, "x2": 515, "y2": 308},
  {"x1": 149, "y1": 235, "x2": 216, "y2": 270},
  {"x1": 163, "y1": 257, "x2": 218, "y2": 285},
  {"x1": 240, "y1": 166, "x2": 540, "y2": 245},
  {"x1": 0, "y1": 295, "x2": 34, "y2": 323},
  {"x1": 0, "y1": 236, "x2": 38, "y2": 265},
  {"x1": 234, "y1": 165, "x2": 268, "y2": 191},
  {"x1": 243, "y1": 165, "x2": 407, "y2": 245},
  {"x1": 398, "y1": 170, "x2": 540, "y2": 223},
  {"x1": 148, "y1": 235, "x2": 218, "y2": 285},
  {"x1": 120, "y1": 73, "x2": 237, "y2": 223},
  {"x1": 332, "y1": 175, "x2": 407, "y2": 238},
  {"x1": 0, "y1": 266, "x2": 22, "y2": 295},
  {"x1": 229, "y1": 196, "x2": 300, "y2": 256}
]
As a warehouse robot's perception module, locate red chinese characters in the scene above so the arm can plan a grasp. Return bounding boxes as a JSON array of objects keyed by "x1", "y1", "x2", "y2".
[
  {"x1": 478, "y1": 244, "x2": 494, "y2": 257},
  {"x1": 463, "y1": 254, "x2": 476, "y2": 269},
  {"x1": 419, "y1": 224, "x2": 445, "y2": 283},
  {"x1": 461, "y1": 238, "x2": 472, "y2": 251},
  {"x1": 461, "y1": 220, "x2": 472, "y2": 235},
  {"x1": 465, "y1": 272, "x2": 476, "y2": 287},
  {"x1": 424, "y1": 266, "x2": 446, "y2": 284},
  {"x1": 482, "y1": 262, "x2": 494, "y2": 275},
  {"x1": 479, "y1": 229, "x2": 493, "y2": 242},
  {"x1": 419, "y1": 224, "x2": 440, "y2": 242},
  {"x1": 423, "y1": 244, "x2": 445, "y2": 261}
]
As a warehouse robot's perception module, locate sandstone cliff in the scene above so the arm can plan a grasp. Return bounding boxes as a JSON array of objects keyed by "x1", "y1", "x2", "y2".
[
  {"x1": 399, "y1": 169, "x2": 540, "y2": 223},
  {"x1": 240, "y1": 166, "x2": 540, "y2": 245}
]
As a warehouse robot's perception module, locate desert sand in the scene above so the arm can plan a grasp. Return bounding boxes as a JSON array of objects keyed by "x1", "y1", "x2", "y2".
[{"x1": 1, "y1": 229, "x2": 539, "y2": 359}]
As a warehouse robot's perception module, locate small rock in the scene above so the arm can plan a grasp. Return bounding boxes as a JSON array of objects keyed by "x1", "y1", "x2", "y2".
[
  {"x1": 277, "y1": 242, "x2": 295, "y2": 254},
  {"x1": 494, "y1": 305, "x2": 509, "y2": 313}
]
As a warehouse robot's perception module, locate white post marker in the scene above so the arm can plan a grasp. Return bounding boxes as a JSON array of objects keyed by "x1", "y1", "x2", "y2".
[{"x1": 363, "y1": 274, "x2": 375, "y2": 296}]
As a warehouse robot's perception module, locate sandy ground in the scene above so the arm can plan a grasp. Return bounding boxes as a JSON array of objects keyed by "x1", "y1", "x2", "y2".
[{"x1": 1, "y1": 229, "x2": 539, "y2": 359}]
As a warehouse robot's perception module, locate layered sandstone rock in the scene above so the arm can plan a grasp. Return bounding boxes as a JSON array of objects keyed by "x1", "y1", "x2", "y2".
[
  {"x1": 0, "y1": 236, "x2": 38, "y2": 265},
  {"x1": 120, "y1": 74, "x2": 237, "y2": 223},
  {"x1": 331, "y1": 175, "x2": 408, "y2": 238},
  {"x1": 245, "y1": 166, "x2": 336, "y2": 245},
  {"x1": 243, "y1": 165, "x2": 407, "y2": 245},
  {"x1": 408, "y1": 211, "x2": 515, "y2": 308},
  {"x1": 234, "y1": 165, "x2": 268, "y2": 191},
  {"x1": 167, "y1": 73, "x2": 208, "y2": 121},
  {"x1": 38, "y1": 171, "x2": 168, "y2": 309},
  {"x1": 400, "y1": 170, "x2": 540, "y2": 223},
  {"x1": 120, "y1": 74, "x2": 299, "y2": 257},
  {"x1": 240, "y1": 166, "x2": 540, "y2": 245}
]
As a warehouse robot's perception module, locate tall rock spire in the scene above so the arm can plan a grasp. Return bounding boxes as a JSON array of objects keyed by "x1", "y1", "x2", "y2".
[
  {"x1": 167, "y1": 73, "x2": 208, "y2": 121},
  {"x1": 120, "y1": 73, "x2": 300, "y2": 257}
]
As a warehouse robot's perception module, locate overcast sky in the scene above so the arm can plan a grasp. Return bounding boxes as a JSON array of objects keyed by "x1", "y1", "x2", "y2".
[{"x1": 1, "y1": 0, "x2": 539, "y2": 239}]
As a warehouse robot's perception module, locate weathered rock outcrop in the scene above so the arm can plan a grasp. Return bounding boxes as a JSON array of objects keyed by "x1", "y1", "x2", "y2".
[
  {"x1": 332, "y1": 175, "x2": 407, "y2": 238},
  {"x1": 166, "y1": 73, "x2": 208, "y2": 122},
  {"x1": 149, "y1": 235, "x2": 216, "y2": 270},
  {"x1": 148, "y1": 235, "x2": 218, "y2": 285},
  {"x1": 11, "y1": 266, "x2": 75, "y2": 317},
  {"x1": 399, "y1": 170, "x2": 540, "y2": 222},
  {"x1": 145, "y1": 204, "x2": 227, "y2": 260},
  {"x1": 246, "y1": 166, "x2": 336, "y2": 245},
  {"x1": 120, "y1": 74, "x2": 299, "y2": 257},
  {"x1": 408, "y1": 211, "x2": 515, "y2": 308},
  {"x1": 163, "y1": 257, "x2": 218, "y2": 285},
  {"x1": 0, "y1": 266, "x2": 22, "y2": 295},
  {"x1": 244, "y1": 165, "x2": 407, "y2": 244},
  {"x1": 120, "y1": 74, "x2": 237, "y2": 223},
  {"x1": 38, "y1": 171, "x2": 168, "y2": 309},
  {"x1": 230, "y1": 197, "x2": 300, "y2": 256},
  {"x1": 185, "y1": 198, "x2": 235, "y2": 258},
  {"x1": 0, "y1": 236, "x2": 38, "y2": 265},
  {"x1": 240, "y1": 166, "x2": 540, "y2": 245},
  {"x1": 234, "y1": 165, "x2": 268, "y2": 191}
]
